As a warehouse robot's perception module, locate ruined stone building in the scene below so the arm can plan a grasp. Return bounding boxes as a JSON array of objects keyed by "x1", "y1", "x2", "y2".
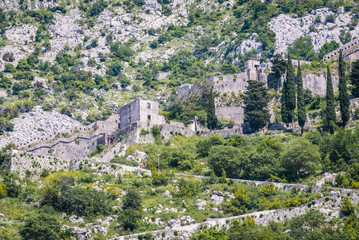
[{"x1": 119, "y1": 99, "x2": 166, "y2": 130}]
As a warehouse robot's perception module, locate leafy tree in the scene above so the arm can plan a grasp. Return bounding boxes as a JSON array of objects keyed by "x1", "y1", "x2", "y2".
[
  {"x1": 288, "y1": 36, "x2": 318, "y2": 61},
  {"x1": 207, "y1": 87, "x2": 217, "y2": 129},
  {"x1": 107, "y1": 60, "x2": 122, "y2": 76},
  {"x1": 350, "y1": 60, "x2": 359, "y2": 98},
  {"x1": 19, "y1": 213, "x2": 62, "y2": 240},
  {"x1": 326, "y1": 65, "x2": 336, "y2": 134},
  {"x1": 285, "y1": 53, "x2": 296, "y2": 126},
  {"x1": 50, "y1": 186, "x2": 111, "y2": 217},
  {"x1": 208, "y1": 145, "x2": 244, "y2": 178},
  {"x1": 341, "y1": 197, "x2": 355, "y2": 216},
  {"x1": 16, "y1": 59, "x2": 31, "y2": 71},
  {"x1": 0, "y1": 76, "x2": 11, "y2": 89},
  {"x1": 244, "y1": 80, "x2": 270, "y2": 131},
  {"x1": 338, "y1": 51, "x2": 350, "y2": 127},
  {"x1": 319, "y1": 41, "x2": 339, "y2": 59},
  {"x1": 221, "y1": 64, "x2": 237, "y2": 74},
  {"x1": 270, "y1": 54, "x2": 286, "y2": 90},
  {"x1": 110, "y1": 42, "x2": 134, "y2": 61},
  {"x1": 281, "y1": 138, "x2": 320, "y2": 181},
  {"x1": 339, "y1": 30, "x2": 351, "y2": 44},
  {"x1": 297, "y1": 61, "x2": 306, "y2": 134},
  {"x1": 120, "y1": 188, "x2": 143, "y2": 231}
]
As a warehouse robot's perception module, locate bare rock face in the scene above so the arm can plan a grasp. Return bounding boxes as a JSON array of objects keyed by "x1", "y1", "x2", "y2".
[
  {"x1": 0, "y1": 106, "x2": 83, "y2": 149},
  {"x1": 269, "y1": 8, "x2": 354, "y2": 55},
  {"x1": 237, "y1": 33, "x2": 263, "y2": 56},
  {"x1": 42, "y1": 9, "x2": 84, "y2": 63},
  {"x1": 5, "y1": 25, "x2": 37, "y2": 45}
]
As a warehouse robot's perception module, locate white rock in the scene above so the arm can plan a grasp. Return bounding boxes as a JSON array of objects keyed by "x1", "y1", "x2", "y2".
[
  {"x1": 211, "y1": 195, "x2": 224, "y2": 205},
  {"x1": 69, "y1": 215, "x2": 85, "y2": 224},
  {"x1": 162, "y1": 190, "x2": 172, "y2": 198}
]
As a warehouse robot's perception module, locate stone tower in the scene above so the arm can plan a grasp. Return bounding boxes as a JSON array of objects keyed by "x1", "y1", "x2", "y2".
[{"x1": 244, "y1": 58, "x2": 260, "y2": 80}]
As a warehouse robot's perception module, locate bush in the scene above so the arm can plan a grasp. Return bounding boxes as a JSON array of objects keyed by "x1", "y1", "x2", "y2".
[
  {"x1": 340, "y1": 197, "x2": 355, "y2": 216},
  {"x1": 208, "y1": 145, "x2": 243, "y2": 178},
  {"x1": 47, "y1": 186, "x2": 112, "y2": 217},
  {"x1": 175, "y1": 178, "x2": 199, "y2": 197},
  {"x1": 325, "y1": 14, "x2": 336, "y2": 23},
  {"x1": 19, "y1": 213, "x2": 62, "y2": 240}
]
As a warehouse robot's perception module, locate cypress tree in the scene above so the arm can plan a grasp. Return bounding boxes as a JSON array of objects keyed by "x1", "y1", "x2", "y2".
[
  {"x1": 244, "y1": 80, "x2": 270, "y2": 132},
  {"x1": 207, "y1": 86, "x2": 217, "y2": 130},
  {"x1": 326, "y1": 65, "x2": 336, "y2": 134},
  {"x1": 281, "y1": 79, "x2": 288, "y2": 125},
  {"x1": 350, "y1": 60, "x2": 359, "y2": 98},
  {"x1": 286, "y1": 53, "x2": 296, "y2": 126},
  {"x1": 338, "y1": 51, "x2": 350, "y2": 127},
  {"x1": 297, "y1": 61, "x2": 306, "y2": 135}
]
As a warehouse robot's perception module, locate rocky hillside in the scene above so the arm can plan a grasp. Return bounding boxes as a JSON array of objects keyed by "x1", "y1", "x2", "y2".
[{"x1": 0, "y1": 0, "x2": 358, "y2": 138}]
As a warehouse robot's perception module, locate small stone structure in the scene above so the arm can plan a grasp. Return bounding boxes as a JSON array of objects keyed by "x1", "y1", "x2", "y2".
[
  {"x1": 323, "y1": 38, "x2": 359, "y2": 62},
  {"x1": 119, "y1": 99, "x2": 165, "y2": 130}
]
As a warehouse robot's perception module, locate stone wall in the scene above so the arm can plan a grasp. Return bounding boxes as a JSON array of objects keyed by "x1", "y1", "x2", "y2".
[
  {"x1": 210, "y1": 73, "x2": 248, "y2": 94},
  {"x1": 302, "y1": 71, "x2": 339, "y2": 96},
  {"x1": 26, "y1": 132, "x2": 105, "y2": 161},
  {"x1": 324, "y1": 38, "x2": 359, "y2": 62},
  {"x1": 215, "y1": 107, "x2": 244, "y2": 126}
]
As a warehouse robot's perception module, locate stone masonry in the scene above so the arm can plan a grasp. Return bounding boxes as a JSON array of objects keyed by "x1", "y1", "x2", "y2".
[
  {"x1": 324, "y1": 38, "x2": 359, "y2": 62},
  {"x1": 119, "y1": 99, "x2": 165, "y2": 130}
]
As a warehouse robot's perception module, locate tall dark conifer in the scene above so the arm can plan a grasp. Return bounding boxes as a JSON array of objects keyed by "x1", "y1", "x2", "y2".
[
  {"x1": 286, "y1": 53, "x2": 296, "y2": 126},
  {"x1": 281, "y1": 79, "x2": 288, "y2": 125},
  {"x1": 244, "y1": 80, "x2": 270, "y2": 132},
  {"x1": 297, "y1": 61, "x2": 306, "y2": 135},
  {"x1": 207, "y1": 86, "x2": 217, "y2": 130},
  {"x1": 338, "y1": 51, "x2": 350, "y2": 127},
  {"x1": 350, "y1": 60, "x2": 359, "y2": 98},
  {"x1": 326, "y1": 65, "x2": 336, "y2": 134}
]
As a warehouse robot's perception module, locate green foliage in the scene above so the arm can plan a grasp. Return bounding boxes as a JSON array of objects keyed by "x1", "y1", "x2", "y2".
[
  {"x1": 106, "y1": 60, "x2": 123, "y2": 76},
  {"x1": 297, "y1": 62, "x2": 306, "y2": 134},
  {"x1": 207, "y1": 87, "x2": 217, "y2": 129},
  {"x1": 339, "y1": 51, "x2": 350, "y2": 126},
  {"x1": 19, "y1": 213, "x2": 61, "y2": 240},
  {"x1": 208, "y1": 145, "x2": 243, "y2": 178},
  {"x1": 341, "y1": 197, "x2": 355, "y2": 216},
  {"x1": 325, "y1": 14, "x2": 336, "y2": 23},
  {"x1": 110, "y1": 42, "x2": 134, "y2": 61},
  {"x1": 284, "y1": 53, "x2": 296, "y2": 125},
  {"x1": 160, "y1": 147, "x2": 195, "y2": 170},
  {"x1": 281, "y1": 138, "x2": 320, "y2": 181},
  {"x1": 151, "y1": 125, "x2": 161, "y2": 140},
  {"x1": 340, "y1": 30, "x2": 352, "y2": 44},
  {"x1": 326, "y1": 66, "x2": 336, "y2": 133},
  {"x1": 120, "y1": 188, "x2": 142, "y2": 231},
  {"x1": 350, "y1": 60, "x2": 359, "y2": 98},
  {"x1": 151, "y1": 168, "x2": 170, "y2": 186},
  {"x1": 244, "y1": 80, "x2": 270, "y2": 131},
  {"x1": 288, "y1": 36, "x2": 317, "y2": 61},
  {"x1": 319, "y1": 40, "x2": 339, "y2": 59},
  {"x1": 175, "y1": 178, "x2": 199, "y2": 198},
  {"x1": 270, "y1": 54, "x2": 286, "y2": 89}
]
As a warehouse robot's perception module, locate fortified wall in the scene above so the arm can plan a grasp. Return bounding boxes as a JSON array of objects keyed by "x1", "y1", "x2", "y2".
[{"x1": 323, "y1": 38, "x2": 359, "y2": 62}]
